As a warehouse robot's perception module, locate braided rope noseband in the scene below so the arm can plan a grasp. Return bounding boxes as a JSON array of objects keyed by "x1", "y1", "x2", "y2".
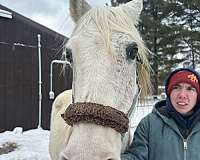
[{"x1": 61, "y1": 102, "x2": 129, "y2": 133}]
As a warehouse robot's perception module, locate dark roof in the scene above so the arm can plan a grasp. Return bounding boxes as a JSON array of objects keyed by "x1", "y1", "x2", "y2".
[{"x1": 0, "y1": 4, "x2": 67, "y2": 40}]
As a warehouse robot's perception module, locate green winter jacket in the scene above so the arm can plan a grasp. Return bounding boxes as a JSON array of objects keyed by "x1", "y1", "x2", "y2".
[{"x1": 121, "y1": 101, "x2": 200, "y2": 160}]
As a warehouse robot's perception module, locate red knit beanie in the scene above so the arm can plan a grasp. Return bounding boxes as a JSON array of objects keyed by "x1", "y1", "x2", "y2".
[{"x1": 167, "y1": 71, "x2": 200, "y2": 96}]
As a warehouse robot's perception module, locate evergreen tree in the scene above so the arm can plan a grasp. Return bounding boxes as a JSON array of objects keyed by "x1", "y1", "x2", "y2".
[
  {"x1": 168, "y1": 0, "x2": 200, "y2": 68},
  {"x1": 111, "y1": 0, "x2": 200, "y2": 94}
]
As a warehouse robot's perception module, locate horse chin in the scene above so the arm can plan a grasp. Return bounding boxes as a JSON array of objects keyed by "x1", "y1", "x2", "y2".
[{"x1": 60, "y1": 123, "x2": 121, "y2": 160}]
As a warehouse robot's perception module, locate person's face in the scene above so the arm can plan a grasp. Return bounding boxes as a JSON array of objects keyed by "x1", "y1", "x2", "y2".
[{"x1": 170, "y1": 83, "x2": 198, "y2": 114}]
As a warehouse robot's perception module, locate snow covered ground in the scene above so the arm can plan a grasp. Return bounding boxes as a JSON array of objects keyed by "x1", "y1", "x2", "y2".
[
  {"x1": 130, "y1": 103, "x2": 154, "y2": 133},
  {"x1": 0, "y1": 128, "x2": 50, "y2": 160},
  {"x1": 0, "y1": 102, "x2": 155, "y2": 160}
]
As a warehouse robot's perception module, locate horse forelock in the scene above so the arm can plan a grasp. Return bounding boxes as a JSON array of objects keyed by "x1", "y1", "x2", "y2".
[
  {"x1": 71, "y1": 7, "x2": 139, "y2": 50},
  {"x1": 70, "y1": 6, "x2": 152, "y2": 101}
]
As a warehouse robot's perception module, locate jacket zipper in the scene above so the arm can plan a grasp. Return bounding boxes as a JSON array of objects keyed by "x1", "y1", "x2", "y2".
[{"x1": 183, "y1": 139, "x2": 187, "y2": 160}]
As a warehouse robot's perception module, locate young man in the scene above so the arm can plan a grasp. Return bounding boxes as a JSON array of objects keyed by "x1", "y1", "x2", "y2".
[{"x1": 121, "y1": 68, "x2": 200, "y2": 160}]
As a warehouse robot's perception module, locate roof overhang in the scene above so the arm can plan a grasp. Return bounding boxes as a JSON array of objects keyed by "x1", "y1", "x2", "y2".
[{"x1": 0, "y1": 9, "x2": 12, "y2": 19}]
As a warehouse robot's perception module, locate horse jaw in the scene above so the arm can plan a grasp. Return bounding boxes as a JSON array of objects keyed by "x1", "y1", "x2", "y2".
[{"x1": 70, "y1": 0, "x2": 91, "y2": 23}]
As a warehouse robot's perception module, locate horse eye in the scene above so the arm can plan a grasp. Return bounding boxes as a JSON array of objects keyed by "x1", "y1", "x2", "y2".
[
  {"x1": 65, "y1": 48, "x2": 72, "y2": 63},
  {"x1": 126, "y1": 43, "x2": 138, "y2": 60}
]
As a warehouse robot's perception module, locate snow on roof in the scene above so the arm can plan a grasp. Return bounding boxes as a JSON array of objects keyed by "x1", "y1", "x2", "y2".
[{"x1": 0, "y1": 9, "x2": 12, "y2": 19}]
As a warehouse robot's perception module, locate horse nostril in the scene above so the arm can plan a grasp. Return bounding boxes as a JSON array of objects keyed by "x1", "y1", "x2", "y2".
[
  {"x1": 60, "y1": 156, "x2": 68, "y2": 160},
  {"x1": 107, "y1": 157, "x2": 116, "y2": 160},
  {"x1": 59, "y1": 153, "x2": 68, "y2": 160}
]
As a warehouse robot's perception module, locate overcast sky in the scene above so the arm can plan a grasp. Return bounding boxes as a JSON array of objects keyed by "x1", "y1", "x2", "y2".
[{"x1": 0, "y1": 0, "x2": 110, "y2": 37}]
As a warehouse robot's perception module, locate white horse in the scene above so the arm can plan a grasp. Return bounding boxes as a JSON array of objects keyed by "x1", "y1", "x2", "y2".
[{"x1": 49, "y1": 0, "x2": 151, "y2": 159}]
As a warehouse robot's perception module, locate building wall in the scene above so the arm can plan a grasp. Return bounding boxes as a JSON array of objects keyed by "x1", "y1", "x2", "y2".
[{"x1": 0, "y1": 6, "x2": 72, "y2": 132}]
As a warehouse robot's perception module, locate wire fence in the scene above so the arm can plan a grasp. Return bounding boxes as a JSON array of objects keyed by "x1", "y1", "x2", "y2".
[{"x1": 129, "y1": 96, "x2": 161, "y2": 133}]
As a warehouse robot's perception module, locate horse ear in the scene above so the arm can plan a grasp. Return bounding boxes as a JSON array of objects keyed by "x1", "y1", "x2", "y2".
[
  {"x1": 120, "y1": 0, "x2": 143, "y2": 24},
  {"x1": 70, "y1": 0, "x2": 91, "y2": 23}
]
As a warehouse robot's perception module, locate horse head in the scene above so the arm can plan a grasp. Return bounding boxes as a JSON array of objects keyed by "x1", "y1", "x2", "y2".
[{"x1": 59, "y1": 0, "x2": 151, "y2": 159}]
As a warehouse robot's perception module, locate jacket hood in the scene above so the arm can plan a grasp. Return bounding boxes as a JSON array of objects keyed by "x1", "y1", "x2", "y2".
[{"x1": 152, "y1": 100, "x2": 167, "y2": 116}]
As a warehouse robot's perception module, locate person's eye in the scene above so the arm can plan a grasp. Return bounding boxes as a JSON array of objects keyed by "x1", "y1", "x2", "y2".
[
  {"x1": 187, "y1": 87, "x2": 196, "y2": 92},
  {"x1": 172, "y1": 86, "x2": 180, "y2": 90}
]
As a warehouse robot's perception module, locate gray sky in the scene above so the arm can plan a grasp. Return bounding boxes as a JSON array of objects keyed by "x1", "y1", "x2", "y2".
[{"x1": 0, "y1": 0, "x2": 110, "y2": 37}]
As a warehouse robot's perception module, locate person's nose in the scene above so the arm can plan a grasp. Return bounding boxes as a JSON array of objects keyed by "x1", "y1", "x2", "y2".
[{"x1": 178, "y1": 89, "x2": 187, "y2": 99}]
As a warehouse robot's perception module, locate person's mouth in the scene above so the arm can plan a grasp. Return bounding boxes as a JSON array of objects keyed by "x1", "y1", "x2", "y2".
[{"x1": 177, "y1": 102, "x2": 188, "y2": 106}]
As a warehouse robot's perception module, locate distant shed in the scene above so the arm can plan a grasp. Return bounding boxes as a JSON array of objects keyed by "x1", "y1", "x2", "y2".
[{"x1": 0, "y1": 5, "x2": 72, "y2": 132}]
